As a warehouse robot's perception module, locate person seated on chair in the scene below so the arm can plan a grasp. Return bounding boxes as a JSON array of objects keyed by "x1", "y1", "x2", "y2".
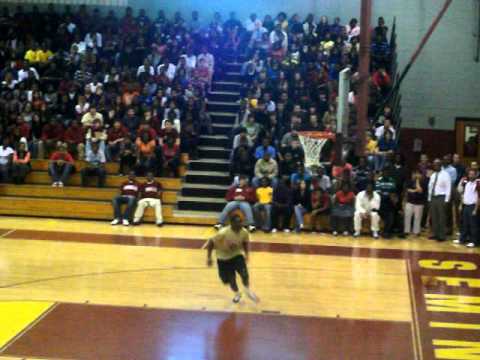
[
  {"x1": 293, "y1": 179, "x2": 311, "y2": 233},
  {"x1": 252, "y1": 152, "x2": 278, "y2": 188},
  {"x1": 161, "y1": 136, "x2": 180, "y2": 177},
  {"x1": 291, "y1": 162, "x2": 312, "y2": 188},
  {"x1": 64, "y1": 119, "x2": 86, "y2": 160},
  {"x1": 354, "y1": 182, "x2": 381, "y2": 238},
  {"x1": 254, "y1": 137, "x2": 276, "y2": 160},
  {"x1": 12, "y1": 141, "x2": 31, "y2": 184},
  {"x1": 271, "y1": 177, "x2": 294, "y2": 233},
  {"x1": 133, "y1": 171, "x2": 163, "y2": 226},
  {"x1": 111, "y1": 171, "x2": 139, "y2": 226},
  {"x1": 107, "y1": 120, "x2": 129, "y2": 161},
  {"x1": 49, "y1": 142, "x2": 75, "y2": 187},
  {"x1": 41, "y1": 117, "x2": 64, "y2": 158},
  {"x1": 230, "y1": 145, "x2": 255, "y2": 180},
  {"x1": 135, "y1": 132, "x2": 157, "y2": 176},
  {"x1": 81, "y1": 138, "x2": 106, "y2": 187},
  {"x1": 310, "y1": 187, "x2": 331, "y2": 233},
  {"x1": 118, "y1": 136, "x2": 137, "y2": 176},
  {"x1": 331, "y1": 182, "x2": 355, "y2": 236},
  {"x1": 311, "y1": 165, "x2": 332, "y2": 193},
  {"x1": 253, "y1": 177, "x2": 273, "y2": 232},
  {"x1": 215, "y1": 175, "x2": 257, "y2": 232}
]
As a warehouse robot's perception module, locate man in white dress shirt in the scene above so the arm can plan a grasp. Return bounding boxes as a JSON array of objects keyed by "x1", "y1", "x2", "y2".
[
  {"x1": 455, "y1": 168, "x2": 479, "y2": 248},
  {"x1": 354, "y1": 182, "x2": 381, "y2": 238},
  {"x1": 428, "y1": 159, "x2": 452, "y2": 241}
]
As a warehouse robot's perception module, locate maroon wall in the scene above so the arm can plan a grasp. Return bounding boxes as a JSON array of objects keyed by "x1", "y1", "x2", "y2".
[{"x1": 399, "y1": 128, "x2": 455, "y2": 168}]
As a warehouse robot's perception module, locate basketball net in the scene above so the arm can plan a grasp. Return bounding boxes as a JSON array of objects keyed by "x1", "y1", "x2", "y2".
[{"x1": 297, "y1": 131, "x2": 336, "y2": 169}]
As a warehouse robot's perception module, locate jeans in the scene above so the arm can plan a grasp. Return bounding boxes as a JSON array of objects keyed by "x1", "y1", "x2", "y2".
[
  {"x1": 0, "y1": 164, "x2": 10, "y2": 182},
  {"x1": 374, "y1": 154, "x2": 386, "y2": 172},
  {"x1": 218, "y1": 201, "x2": 254, "y2": 225},
  {"x1": 294, "y1": 205, "x2": 308, "y2": 229},
  {"x1": 112, "y1": 195, "x2": 137, "y2": 221},
  {"x1": 252, "y1": 176, "x2": 277, "y2": 188},
  {"x1": 49, "y1": 163, "x2": 74, "y2": 183},
  {"x1": 134, "y1": 198, "x2": 163, "y2": 224},
  {"x1": 404, "y1": 203, "x2": 424, "y2": 235},
  {"x1": 81, "y1": 166, "x2": 106, "y2": 187},
  {"x1": 253, "y1": 203, "x2": 272, "y2": 230},
  {"x1": 460, "y1": 204, "x2": 478, "y2": 244}
]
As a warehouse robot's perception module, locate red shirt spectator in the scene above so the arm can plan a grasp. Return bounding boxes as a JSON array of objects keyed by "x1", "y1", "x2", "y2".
[
  {"x1": 50, "y1": 150, "x2": 74, "y2": 163},
  {"x1": 41, "y1": 120, "x2": 65, "y2": 142},
  {"x1": 108, "y1": 122, "x2": 129, "y2": 143},
  {"x1": 64, "y1": 120, "x2": 86, "y2": 144},
  {"x1": 335, "y1": 190, "x2": 355, "y2": 205},
  {"x1": 140, "y1": 181, "x2": 162, "y2": 199},
  {"x1": 162, "y1": 142, "x2": 179, "y2": 160},
  {"x1": 136, "y1": 124, "x2": 157, "y2": 141},
  {"x1": 225, "y1": 185, "x2": 257, "y2": 203},
  {"x1": 120, "y1": 180, "x2": 140, "y2": 197},
  {"x1": 372, "y1": 69, "x2": 392, "y2": 88}
]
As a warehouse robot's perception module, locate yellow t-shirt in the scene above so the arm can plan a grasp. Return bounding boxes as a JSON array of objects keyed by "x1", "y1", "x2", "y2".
[
  {"x1": 211, "y1": 226, "x2": 249, "y2": 260},
  {"x1": 366, "y1": 139, "x2": 378, "y2": 153},
  {"x1": 37, "y1": 50, "x2": 53, "y2": 63},
  {"x1": 256, "y1": 186, "x2": 273, "y2": 204},
  {"x1": 24, "y1": 49, "x2": 38, "y2": 63}
]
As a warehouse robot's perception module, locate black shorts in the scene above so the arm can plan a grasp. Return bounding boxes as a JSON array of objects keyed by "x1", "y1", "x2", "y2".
[{"x1": 217, "y1": 255, "x2": 248, "y2": 284}]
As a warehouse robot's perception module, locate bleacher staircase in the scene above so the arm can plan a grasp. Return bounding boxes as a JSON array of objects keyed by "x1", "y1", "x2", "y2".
[{"x1": 177, "y1": 62, "x2": 242, "y2": 214}]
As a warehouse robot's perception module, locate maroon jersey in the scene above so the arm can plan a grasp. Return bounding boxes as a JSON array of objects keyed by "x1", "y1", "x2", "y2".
[
  {"x1": 120, "y1": 180, "x2": 140, "y2": 197},
  {"x1": 140, "y1": 181, "x2": 162, "y2": 199}
]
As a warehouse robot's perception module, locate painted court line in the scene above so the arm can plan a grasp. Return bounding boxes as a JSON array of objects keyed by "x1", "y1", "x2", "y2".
[{"x1": 0, "y1": 230, "x2": 15, "y2": 238}]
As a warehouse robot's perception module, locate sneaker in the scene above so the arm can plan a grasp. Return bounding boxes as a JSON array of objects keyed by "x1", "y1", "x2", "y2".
[
  {"x1": 373, "y1": 231, "x2": 379, "y2": 239},
  {"x1": 232, "y1": 293, "x2": 242, "y2": 303},
  {"x1": 157, "y1": 222, "x2": 164, "y2": 227},
  {"x1": 245, "y1": 288, "x2": 260, "y2": 303},
  {"x1": 213, "y1": 223, "x2": 223, "y2": 230},
  {"x1": 57, "y1": 181, "x2": 64, "y2": 187},
  {"x1": 283, "y1": 229, "x2": 291, "y2": 233},
  {"x1": 466, "y1": 242, "x2": 477, "y2": 248},
  {"x1": 52, "y1": 182, "x2": 58, "y2": 187},
  {"x1": 132, "y1": 221, "x2": 141, "y2": 226},
  {"x1": 271, "y1": 228, "x2": 277, "y2": 233},
  {"x1": 353, "y1": 232, "x2": 360, "y2": 238},
  {"x1": 122, "y1": 219, "x2": 130, "y2": 226},
  {"x1": 343, "y1": 231, "x2": 349, "y2": 236},
  {"x1": 111, "y1": 219, "x2": 120, "y2": 225},
  {"x1": 248, "y1": 225, "x2": 256, "y2": 233},
  {"x1": 332, "y1": 231, "x2": 338, "y2": 236},
  {"x1": 452, "y1": 239, "x2": 462, "y2": 245}
]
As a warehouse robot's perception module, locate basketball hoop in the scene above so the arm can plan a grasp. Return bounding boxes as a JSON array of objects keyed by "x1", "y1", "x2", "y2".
[{"x1": 297, "y1": 131, "x2": 336, "y2": 169}]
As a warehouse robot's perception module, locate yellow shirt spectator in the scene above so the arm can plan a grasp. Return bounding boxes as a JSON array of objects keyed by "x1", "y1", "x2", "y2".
[
  {"x1": 256, "y1": 186, "x2": 273, "y2": 204},
  {"x1": 366, "y1": 139, "x2": 378, "y2": 154},
  {"x1": 24, "y1": 49, "x2": 39, "y2": 63},
  {"x1": 37, "y1": 49, "x2": 53, "y2": 63}
]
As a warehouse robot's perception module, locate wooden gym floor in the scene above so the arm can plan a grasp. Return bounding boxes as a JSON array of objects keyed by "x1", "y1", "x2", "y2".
[{"x1": 0, "y1": 217, "x2": 478, "y2": 360}]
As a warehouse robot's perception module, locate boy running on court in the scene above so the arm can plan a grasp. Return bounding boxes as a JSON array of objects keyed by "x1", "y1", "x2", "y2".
[{"x1": 206, "y1": 215, "x2": 260, "y2": 304}]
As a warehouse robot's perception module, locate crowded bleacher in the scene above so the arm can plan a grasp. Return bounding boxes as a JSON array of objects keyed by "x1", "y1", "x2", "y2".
[{"x1": 0, "y1": 5, "x2": 476, "y2": 248}]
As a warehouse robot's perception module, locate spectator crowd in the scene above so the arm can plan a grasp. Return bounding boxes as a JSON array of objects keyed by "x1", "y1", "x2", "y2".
[{"x1": 0, "y1": 5, "x2": 477, "y2": 248}]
